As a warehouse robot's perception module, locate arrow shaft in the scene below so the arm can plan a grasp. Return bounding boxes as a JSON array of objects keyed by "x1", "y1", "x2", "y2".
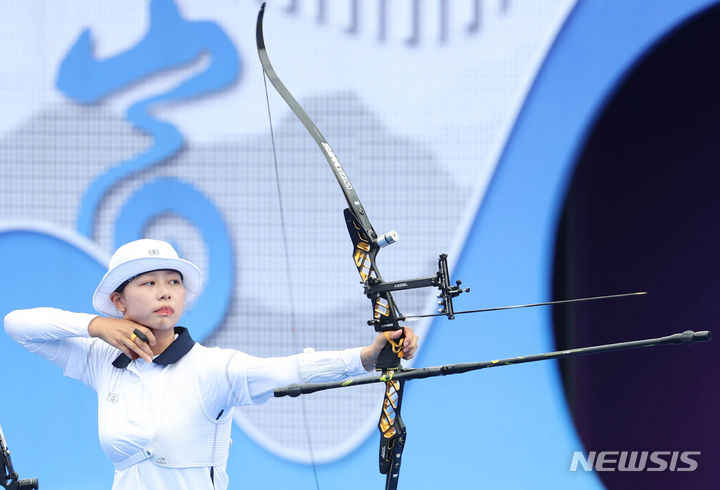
[{"x1": 401, "y1": 291, "x2": 647, "y2": 321}]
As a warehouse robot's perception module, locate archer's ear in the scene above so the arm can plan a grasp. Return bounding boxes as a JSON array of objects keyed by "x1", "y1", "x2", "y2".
[{"x1": 110, "y1": 291, "x2": 126, "y2": 314}]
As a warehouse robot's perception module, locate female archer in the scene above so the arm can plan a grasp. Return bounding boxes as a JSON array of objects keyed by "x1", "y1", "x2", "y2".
[{"x1": 4, "y1": 238, "x2": 418, "y2": 490}]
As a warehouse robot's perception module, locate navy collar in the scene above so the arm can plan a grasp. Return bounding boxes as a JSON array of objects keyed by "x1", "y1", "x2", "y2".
[{"x1": 112, "y1": 327, "x2": 195, "y2": 369}]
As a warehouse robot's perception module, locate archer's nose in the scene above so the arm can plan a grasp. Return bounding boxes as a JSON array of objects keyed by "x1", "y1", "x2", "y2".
[{"x1": 158, "y1": 284, "x2": 171, "y2": 300}]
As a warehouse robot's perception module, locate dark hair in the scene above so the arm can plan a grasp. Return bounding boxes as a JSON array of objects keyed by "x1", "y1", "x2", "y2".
[{"x1": 114, "y1": 269, "x2": 184, "y2": 294}]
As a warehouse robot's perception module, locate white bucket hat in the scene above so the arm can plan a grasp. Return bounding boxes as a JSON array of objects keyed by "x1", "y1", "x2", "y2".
[{"x1": 93, "y1": 239, "x2": 201, "y2": 318}]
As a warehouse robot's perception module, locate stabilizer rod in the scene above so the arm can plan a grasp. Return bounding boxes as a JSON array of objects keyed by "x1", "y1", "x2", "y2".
[{"x1": 275, "y1": 330, "x2": 711, "y2": 397}]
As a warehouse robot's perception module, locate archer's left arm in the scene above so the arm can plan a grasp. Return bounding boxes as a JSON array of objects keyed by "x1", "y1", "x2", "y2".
[{"x1": 203, "y1": 326, "x2": 419, "y2": 408}]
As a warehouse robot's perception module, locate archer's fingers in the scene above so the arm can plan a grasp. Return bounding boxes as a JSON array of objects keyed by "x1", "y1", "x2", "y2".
[
  {"x1": 122, "y1": 337, "x2": 152, "y2": 363},
  {"x1": 400, "y1": 327, "x2": 418, "y2": 359},
  {"x1": 134, "y1": 326, "x2": 157, "y2": 346},
  {"x1": 116, "y1": 339, "x2": 138, "y2": 361},
  {"x1": 135, "y1": 336, "x2": 155, "y2": 360},
  {"x1": 130, "y1": 330, "x2": 154, "y2": 359}
]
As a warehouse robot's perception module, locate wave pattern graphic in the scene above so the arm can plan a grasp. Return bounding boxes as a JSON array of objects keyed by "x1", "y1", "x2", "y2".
[{"x1": 56, "y1": 0, "x2": 240, "y2": 238}]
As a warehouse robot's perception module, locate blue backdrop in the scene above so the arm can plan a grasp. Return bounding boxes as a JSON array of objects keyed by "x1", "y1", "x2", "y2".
[{"x1": 1, "y1": 1, "x2": 717, "y2": 488}]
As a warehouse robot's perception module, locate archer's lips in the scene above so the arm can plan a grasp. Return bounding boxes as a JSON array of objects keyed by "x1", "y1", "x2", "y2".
[{"x1": 155, "y1": 306, "x2": 174, "y2": 315}]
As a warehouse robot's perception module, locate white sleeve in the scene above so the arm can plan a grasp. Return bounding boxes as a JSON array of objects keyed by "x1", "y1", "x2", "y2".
[
  {"x1": 4, "y1": 307, "x2": 102, "y2": 384},
  {"x1": 205, "y1": 347, "x2": 368, "y2": 410}
]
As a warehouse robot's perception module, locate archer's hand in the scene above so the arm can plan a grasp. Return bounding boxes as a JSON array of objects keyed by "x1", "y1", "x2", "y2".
[
  {"x1": 361, "y1": 326, "x2": 419, "y2": 371},
  {"x1": 88, "y1": 316, "x2": 157, "y2": 363}
]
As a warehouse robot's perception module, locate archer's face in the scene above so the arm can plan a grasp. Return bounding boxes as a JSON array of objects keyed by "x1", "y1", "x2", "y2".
[{"x1": 113, "y1": 270, "x2": 185, "y2": 330}]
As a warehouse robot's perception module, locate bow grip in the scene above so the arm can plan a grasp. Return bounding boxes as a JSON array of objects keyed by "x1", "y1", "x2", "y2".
[{"x1": 376, "y1": 329, "x2": 405, "y2": 371}]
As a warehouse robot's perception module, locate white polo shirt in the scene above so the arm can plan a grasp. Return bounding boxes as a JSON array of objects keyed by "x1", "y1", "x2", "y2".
[{"x1": 4, "y1": 308, "x2": 368, "y2": 490}]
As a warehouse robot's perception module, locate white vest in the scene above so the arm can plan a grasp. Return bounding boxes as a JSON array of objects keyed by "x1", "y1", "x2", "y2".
[{"x1": 114, "y1": 347, "x2": 233, "y2": 471}]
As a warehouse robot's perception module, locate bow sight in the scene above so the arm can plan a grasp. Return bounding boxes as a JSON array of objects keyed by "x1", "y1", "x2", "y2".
[
  {"x1": 351, "y1": 229, "x2": 469, "y2": 329},
  {"x1": 361, "y1": 251, "x2": 469, "y2": 327}
]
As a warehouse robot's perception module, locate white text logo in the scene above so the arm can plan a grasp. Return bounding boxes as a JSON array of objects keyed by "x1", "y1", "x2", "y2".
[{"x1": 570, "y1": 450, "x2": 700, "y2": 472}]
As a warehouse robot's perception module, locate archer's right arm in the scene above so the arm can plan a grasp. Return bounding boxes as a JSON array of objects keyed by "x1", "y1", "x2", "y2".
[{"x1": 4, "y1": 307, "x2": 102, "y2": 382}]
